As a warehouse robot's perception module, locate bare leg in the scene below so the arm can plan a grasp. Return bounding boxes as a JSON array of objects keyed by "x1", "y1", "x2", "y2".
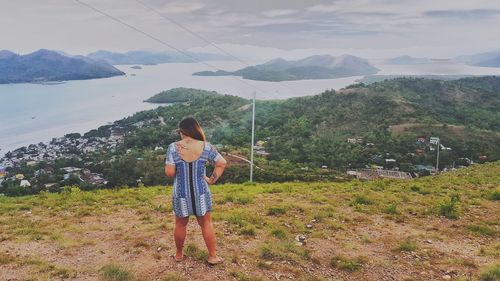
[
  {"x1": 196, "y1": 212, "x2": 222, "y2": 264},
  {"x1": 174, "y1": 216, "x2": 189, "y2": 260}
]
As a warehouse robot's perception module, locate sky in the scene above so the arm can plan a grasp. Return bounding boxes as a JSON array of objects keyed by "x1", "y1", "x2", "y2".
[{"x1": 1, "y1": 0, "x2": 500, "y2": 60}]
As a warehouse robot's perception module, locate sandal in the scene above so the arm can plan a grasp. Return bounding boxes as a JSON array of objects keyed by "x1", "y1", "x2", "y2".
[
  {"x1": 171, "y1": 254, "x2": 184, "y2": 262},
  {"x1": 207, "y1": 256, "x2": 224, "y2": 265}
]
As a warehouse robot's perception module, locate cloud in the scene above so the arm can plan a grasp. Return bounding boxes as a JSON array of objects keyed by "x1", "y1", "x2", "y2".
[
  {"x1": 262, "y1": 9, "x2": 299, "y2": 17},
  {"x1": 157, "y1": 1, "x2": 206, "y2": 14},
  {"x1": 2, "y1": 0, "x2": 500, "y2": 58},
  {"x1": 423, "y1": 9, "x2": 500, "y2": 19},
  {"x1": 307, "y1": 4, "x2": 339, "y2": 13}
]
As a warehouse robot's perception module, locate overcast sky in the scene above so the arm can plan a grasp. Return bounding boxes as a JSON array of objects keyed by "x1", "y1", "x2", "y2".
[{"x1": 2, "y1": 0, "x2": 500, "y2": 59}]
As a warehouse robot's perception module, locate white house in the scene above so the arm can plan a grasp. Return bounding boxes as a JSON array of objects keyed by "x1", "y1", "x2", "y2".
[{"x1": 20, "y1": 180, "x2": 31, "y2": 187}]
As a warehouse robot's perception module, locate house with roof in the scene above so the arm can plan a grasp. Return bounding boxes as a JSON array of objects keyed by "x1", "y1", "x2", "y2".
[{"x1": 20, "y1": 180, "x2": 31, "y2": 187}]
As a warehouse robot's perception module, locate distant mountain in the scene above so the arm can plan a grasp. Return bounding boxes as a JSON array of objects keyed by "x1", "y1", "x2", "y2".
[
  {"x1": 384, "y1": 55, "x2": 433, "y2": 65},
  {"x1": 86, "y1": 50, "x2": 231, "y2": 65},
  {"x1": 471, "y1": 55, "x2": 500, "y2": 67},
  {"x1": 455, "y1": 51, "x2": 500, "y2": 67},
  {"x1": 0, "y1": 50, "x2": 17, "y2": 60},
  {"x1": 0, "y1": 49, "x2": 125, "y2": 84},
  {"x1": 193, "y1": 54, "x2": 379, "y2": 81}
]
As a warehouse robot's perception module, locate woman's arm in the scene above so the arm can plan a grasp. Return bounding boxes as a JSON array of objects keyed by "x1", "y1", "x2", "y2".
[
  {"x1": 205, "y1": 156, "x2": 227, "y2": 184},
  {"x1": 165, "y1": 143, "x2": 176, "y2": 177},
  {"x1": 165, "y1": 164, "x2": 176, "y2": 178}
]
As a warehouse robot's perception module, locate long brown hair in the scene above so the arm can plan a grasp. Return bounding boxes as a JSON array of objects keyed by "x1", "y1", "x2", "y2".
[{"x1": 178, "y1": 117, "x2": 206, "y2": 141}]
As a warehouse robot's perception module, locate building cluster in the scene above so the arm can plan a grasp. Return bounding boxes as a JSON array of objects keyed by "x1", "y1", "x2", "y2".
[
  {"x1": 1, "y1": 130, "x2": 124, "y2": 168},
  {"x1": 344, "y1": 135, "x2": 484, "y2": 180},
  {"x1": 254, "y1": 140, "x2": 270, "y2": 156},
  {"x1": 0, "y1": 129, "x2": 124, "y2": 189}
]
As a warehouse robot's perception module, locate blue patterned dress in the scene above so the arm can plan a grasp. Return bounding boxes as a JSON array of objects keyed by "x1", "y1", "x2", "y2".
[{"x1": 165, "y1": 141, "x2": 222, "y2": 217}]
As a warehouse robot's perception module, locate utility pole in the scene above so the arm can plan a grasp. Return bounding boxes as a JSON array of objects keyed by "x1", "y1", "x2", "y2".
[
  {"x1": 249, "y1": 92, "x2": 256, "y2": 182},
  {"x1": 430, "y1": 136, "x2": 440, "y2": 173},
  {"x1": 436, "y1": 139, "x2": 440, "y2": 173}
]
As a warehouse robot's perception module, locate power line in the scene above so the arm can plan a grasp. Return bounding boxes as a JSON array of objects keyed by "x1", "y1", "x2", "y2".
[
  {"x1": 74, "y1": 0, "x2": 272, "y2": 100},
  {"x1": 75, "y1": 0, "x2": 272, "y2": 182},
  {"x1": 250, "y1": 91, "x2": 256, "y2": 182},
  {"x1": 132, "y1": 0, "x2": 297, "y2": 99},
  {"x1": 134, "y1": 0, "x2": 249, "y2": 66}
]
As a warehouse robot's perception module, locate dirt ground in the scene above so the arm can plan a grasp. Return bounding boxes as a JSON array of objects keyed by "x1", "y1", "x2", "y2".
[{"x1": 0, "y1": 166, "x2": 499, "y2": 281}]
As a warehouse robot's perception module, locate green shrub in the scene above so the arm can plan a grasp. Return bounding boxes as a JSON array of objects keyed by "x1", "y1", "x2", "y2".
[
  {"x1": 260, "y1": 244, "x2": 275, "y2": 260},
  {"x1": 267, "y1": 206, "x2": 286, "y2": 216},
  {"x1": 397, "y1": 240, "x2": 417, "y2": 252},
  {"x1": 383, "y1": 203, "x2": 398, "y2": 214},
  {"x1": 488, "y1": 190, "x2": 500, "y2": 201},
  {"x1": 353, "y1": 195, "x2": 373, "y2": 205},
  {"x1": 410, "y1": 185, "x2": 420, "y2": 192},
  {"x1": 235, "y1": 196, "x2": 252, "y2": 205},
  {"x1": 466, "y1": 225, "x2": 496, "y2": 236},
  {"x1": 259, "y1": 242, "x2": 309, "y2": 262},
  {"x1": 438, "y1": 195, "x2": 460, "y2": 219},
  {"x1": 220, "y1": 194, "x2": 234, "y2": 204},
  {"x1": 100, "y1": 264, "x2": 135, "y2": 281},
  {"x1": 185, "y1": 244, "x2": 208, "y2": 261},
  {"x1": 271, "y1": 228, "x2": 287, "y2": 239},
  {"x1": 479, "y1": 264, "x2": 500, "y2": 281},
  {"x1": 226, "y1": 213, "x2": 247, "y2": 227},
  {"x1": 239, "y1": 226, "x2": 256, "y2": 236},
  {"x1": 330, "y1": 255, "x2": 363, "y2": 272}
]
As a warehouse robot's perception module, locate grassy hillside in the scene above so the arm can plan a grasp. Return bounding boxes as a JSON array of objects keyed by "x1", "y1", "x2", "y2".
[{"x1": 1, "y1": 162, "x2": 498, "y2": 280}]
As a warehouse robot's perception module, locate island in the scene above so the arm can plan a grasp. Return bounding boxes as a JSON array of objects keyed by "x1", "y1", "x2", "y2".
[
  {"x1": 0, "y1": 49, "x2": 125, "y2": 84},
  {"x1": 144, "y1": 87, "x2": 219, "y2": 103},
  {"x1": 455, "y1": 51, "x2": 500, "y2": 67},
  {"x1": 192, "y1": 54, "x2": 379, "y2": 81}
]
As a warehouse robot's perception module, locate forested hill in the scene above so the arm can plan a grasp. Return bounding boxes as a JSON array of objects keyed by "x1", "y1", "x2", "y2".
[
  {"x1": 144, "y1": 88, "x2": 219, "y2": 103},
  {"x1": 104, "y1": 76, "x2": 500, "y2": 184},
  {"x1": 257, "y1": 76, "x2": 500, "y2": 165},
  {"x1": 3, "y1": 77, "x2": 500, "y2": 191}
]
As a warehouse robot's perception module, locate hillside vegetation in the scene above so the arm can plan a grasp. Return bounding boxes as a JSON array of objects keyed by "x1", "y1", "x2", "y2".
[
  {"x1": 144, "y1": 88, "x2": 220, "y2": 103},
  {"x1": 2, "y1": 77, "x2": 500, "y2": 193},
  {"x1": 113, "y1": 77, "x2": 500, "y2": 184},
  {"x1": 0, "y1": 162, "x2": 498, "y2": 280}
]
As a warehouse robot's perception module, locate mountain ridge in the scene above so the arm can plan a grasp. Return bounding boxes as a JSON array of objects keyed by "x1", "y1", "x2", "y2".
[
  {"x1": 193, "y1": 54, "x2": 379, "y2": 81},
  {"x1": 86, "y1": 50, "x2": 232, "y2": 65},
  {"x1": 384, "y1": 55, "x2": 434, "y2": 65},
  {"x1": 0, "y1": 49, "x2": 125, "y2": 84}
]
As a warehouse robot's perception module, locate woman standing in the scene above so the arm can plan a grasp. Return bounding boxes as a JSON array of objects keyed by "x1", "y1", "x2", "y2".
[{"x1": 164, "y1": 117, "x2": 226, "y2": 265}]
